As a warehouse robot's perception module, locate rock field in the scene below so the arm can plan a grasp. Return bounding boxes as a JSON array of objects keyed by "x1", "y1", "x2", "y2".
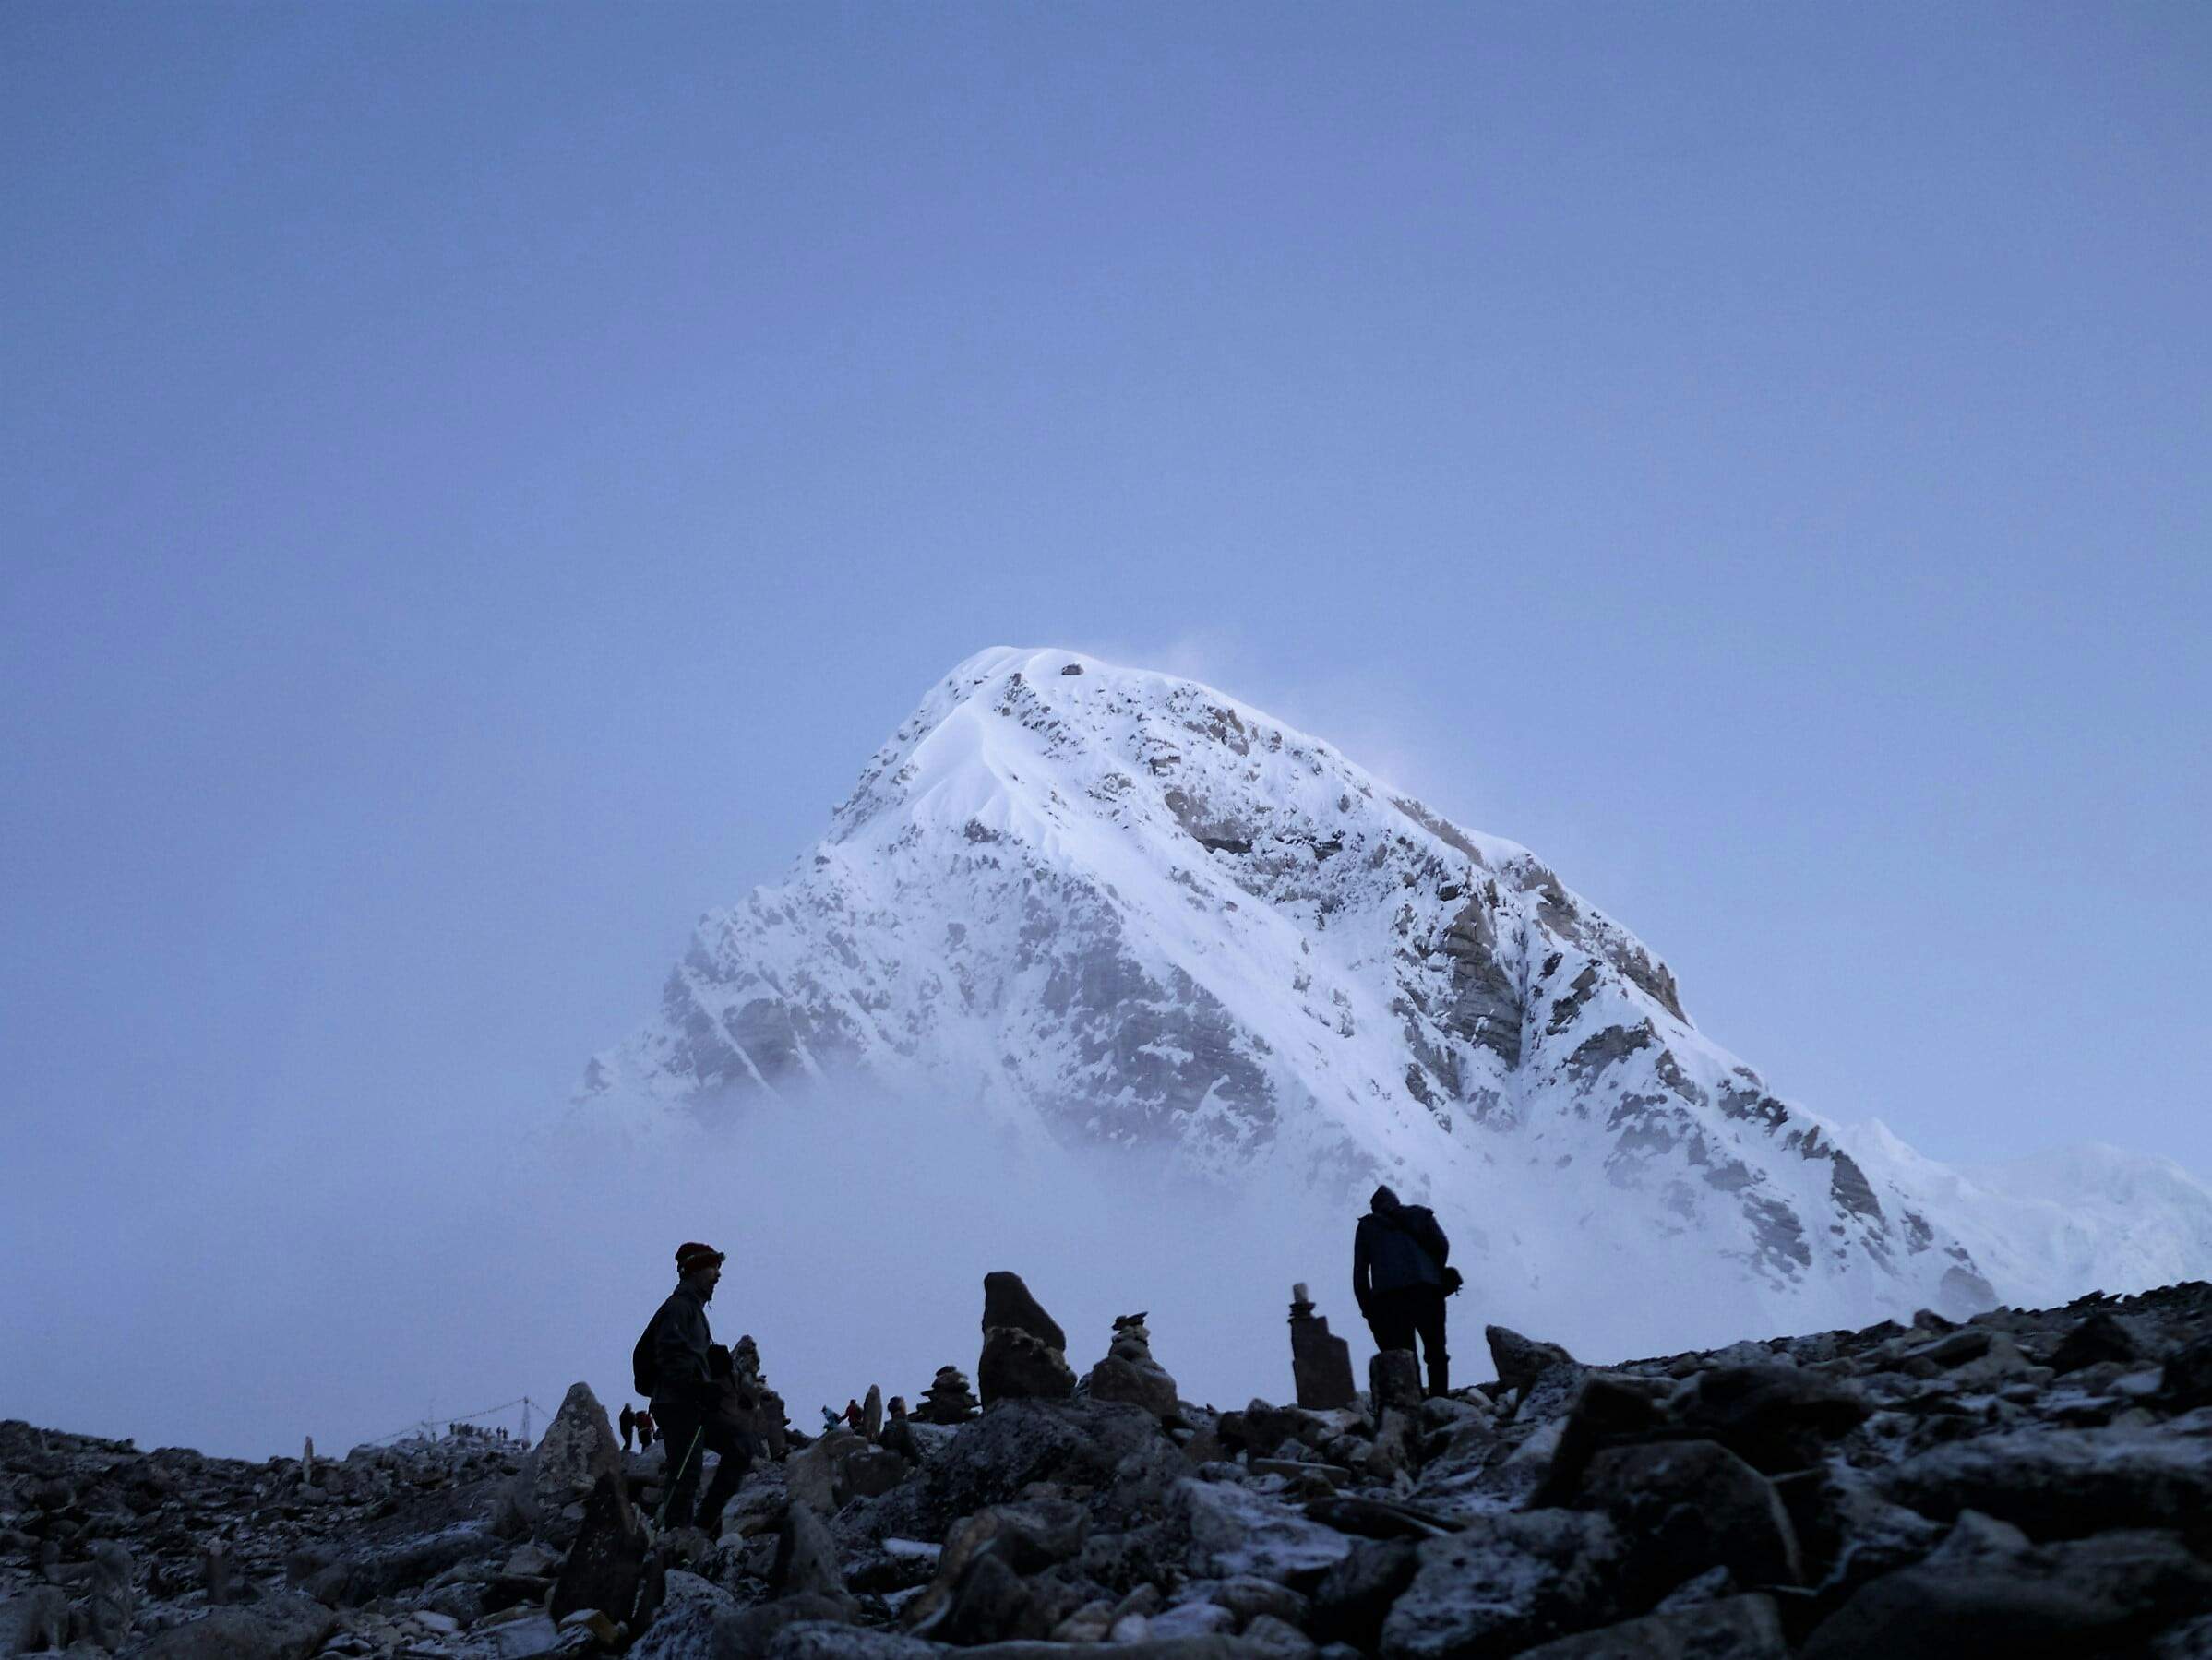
[{"x1": 6, "y1": 1275, "x2": 2212, "y2": 1658}]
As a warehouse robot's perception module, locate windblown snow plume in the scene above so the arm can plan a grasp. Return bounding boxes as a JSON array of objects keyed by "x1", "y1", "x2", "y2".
[{"x1": 585, "y1": 648, "x2": 2212, "y2": 1354}]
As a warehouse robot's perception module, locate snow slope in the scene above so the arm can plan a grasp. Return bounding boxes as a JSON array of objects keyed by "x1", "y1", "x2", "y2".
[{"x1": 584, "y1": 648, "x2": 2212, "y2": 1338}]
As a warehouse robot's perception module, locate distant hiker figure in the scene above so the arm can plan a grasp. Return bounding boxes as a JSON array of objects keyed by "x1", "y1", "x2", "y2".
[
  {"x1": 1354, "y1": 1185, "x2": 1457, "y2": 1396},
  {"x1": 635, "y1": 1241, "x2": 757, "y2": 1535},
  {"x1": 619, "y1": 1403, "x2": 636, "y2": 1452},
  {"x1": 634, "y1": 1408, "x2": 655, "y2": 1451}
]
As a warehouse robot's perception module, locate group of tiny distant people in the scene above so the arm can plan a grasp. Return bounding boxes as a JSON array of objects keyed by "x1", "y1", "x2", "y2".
[{"x1": 630, "y1": 1188, "x2": 1457, "y2": 1536}]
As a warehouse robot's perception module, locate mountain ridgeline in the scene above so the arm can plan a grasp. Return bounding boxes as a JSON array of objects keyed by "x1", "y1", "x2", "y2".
[{"x1": 584, "y1": 648, "x2": 2212, "y2": 1340}]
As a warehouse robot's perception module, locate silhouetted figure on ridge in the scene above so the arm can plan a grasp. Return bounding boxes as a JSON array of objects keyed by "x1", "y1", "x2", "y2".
[
  {"x1": 635, "y1": 1241, "x2": 756, "y2": 1535},
  {"x1": 1354, "y1": 1185, "x2": 1456, "y2": 1396}
]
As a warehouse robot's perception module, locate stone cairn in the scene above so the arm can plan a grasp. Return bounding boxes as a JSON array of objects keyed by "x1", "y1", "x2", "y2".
[
  {"x1": 730, "y1": 1334, "x2": 791, "y2": 1459},
  {"x1": 915, "y1": 1365, "x2": 979, "y2": 1425},
  {"x1": 1081, "y1": 1312, "x2": 1180, "y2": 1418},
  {"x1": 1287, "y1": 1280, "x2": 1357, "y2": 1409},
  {"x1": 977, "y1": 1270, "x2": 1077, "y2": 1405}
]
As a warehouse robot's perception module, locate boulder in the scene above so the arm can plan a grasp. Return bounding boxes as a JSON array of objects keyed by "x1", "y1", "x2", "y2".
[
  {"x1": 979, "y1": 1327, "x2": 1077, "y2": 1405},
  {"x1": 1381, "y1": 1509, "x2": 1626, "y2": 1658},
  {"x1": 774, "y1": 1499, "x2": 851, "y2": 1603},
  {"x1": 550, "y1": 1472, "x2": 646, "y2": 1625},
  {"x1": 1531, "y1": 1372, "x2": 1668, "y2": 1504},
  {"x1": 529, "y1": 1382, "x2": 625, "y2": 1544},
  {"x1": 919, "y1": 1399, "x2": 1171, "y2": 1526},
  {"x1": 720, "y1": 1594, "x2": 855, "y2": 1660},
  {"x1": 1369, "y1": 1351, "x2": 1423, "y2": 1416},
  {"x1": 624, "y1": 1569, "x2": 732, "y2": 1655},
  {"x1": 2050, "y1": 1312, "x2": 2150, "y2": 1375},
  {"x1": 135, "y1": 1593, "x2": 337, "y2": 1660},
  {"x1": 939, "y1": 1550, "x2": 1050, "y2": 1645},
  {"x1": 1487, "y1": 1326, "x2": 1578, "y2": 1395},
  {"x1": 1089, "y1": 1354, "x2": 1181, "y2": 1417},
  {"x1": 1309, "y1": 1539, "x2": 1422, "y2": 1651},
  {"x1": 903, "y1": 1497, "x2": 1091, "y2": 1638},
  {"x1": 843, "y1": 1445, "x2": 910, "y2": 1499},
  {"x1": 784, "y1": 1428, "x2": 863, "y2": 1513},
  {"x1": 1802, "y1": 1511, "x2": 2212, "y2": 1660},
  {"x1": 1671, "y1": 1364, "x2": 1871, "y2": 1474},
  {"x1": 1875, "y1": 1425, "x2": 2212, "y2": 1544},
  {"x1": 1576, "y1": 1439, "x2": 1803, "y2": 1593},
  {"x1": 0, "y1": 1587, "x2": 68, "y2": 1657},
  {"x1": 1513, "y1": 1594, "x2": 1788, "y2": 1658},
  {"x1": 300, "y1": 1526, "x2": 503, "y2": 1606},
  {"x1": 766, "y1": 1626, "x2": 943, "y2": 1659},
  {"x1": 2162, "y1": 1334, "x2": 2212, "y2": 1411},
  {"x1": 1174, "y1": 1477, "x2": 1357, "y2": 1582},
  {"x1": 982, "y1": 1271, "x2": 1067, "y2": 1351}
]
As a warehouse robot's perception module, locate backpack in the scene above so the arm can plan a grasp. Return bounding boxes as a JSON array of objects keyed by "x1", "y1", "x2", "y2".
[{"x1": 632, "y1": 1311, "x2": 661, "y2": 1399}]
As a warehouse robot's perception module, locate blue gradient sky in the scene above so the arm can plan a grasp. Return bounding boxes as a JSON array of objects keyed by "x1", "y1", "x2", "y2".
[{"x1": 3, "y1": 6, "x2": 2208, "y2": 1443}]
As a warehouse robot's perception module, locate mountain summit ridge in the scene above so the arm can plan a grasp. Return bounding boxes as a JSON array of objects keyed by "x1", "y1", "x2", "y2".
[{"x1": 586, "y1": 647, "x2": 2212, "y2": 1334}]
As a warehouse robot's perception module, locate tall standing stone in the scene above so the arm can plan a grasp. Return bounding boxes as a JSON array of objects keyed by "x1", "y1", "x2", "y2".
[
  {"x1": 862, "y1": 1385, "x2": 884, "y2": 1442},
  {"x1": 982, "y1": 1272, "x2": 1067, "y2": 1351},
  {"x1": 1290, "y1": 1284, "x2": 1357, "y2": 1410}
]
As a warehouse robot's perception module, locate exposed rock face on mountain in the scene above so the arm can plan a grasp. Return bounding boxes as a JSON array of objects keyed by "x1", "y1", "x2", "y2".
[
  {"x1": 584, "y1": 648, "x2": 2212, "y2": 1332},
  {"x1": 8, "y1": 1281, "x2": 2212, "y2": 1657}
]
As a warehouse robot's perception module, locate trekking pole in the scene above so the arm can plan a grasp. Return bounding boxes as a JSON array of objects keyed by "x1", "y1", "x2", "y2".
[{"x1": 656, "y1": 1428, "x2": 705, "y2": 1532}]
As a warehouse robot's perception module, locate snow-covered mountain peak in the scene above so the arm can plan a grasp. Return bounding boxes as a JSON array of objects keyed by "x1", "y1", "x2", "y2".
[{"x1": 586, "y1": 650, "x2": 2212, "y2": 1342}]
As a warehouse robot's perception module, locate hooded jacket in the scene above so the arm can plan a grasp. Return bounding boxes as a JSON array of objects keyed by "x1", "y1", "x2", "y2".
[{"x1": 1354, "y1": 1186, "x2": 1451, "y2": 1313}]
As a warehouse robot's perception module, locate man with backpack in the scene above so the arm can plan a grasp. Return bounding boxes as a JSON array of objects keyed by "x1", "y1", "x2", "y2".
[
  {"x1": 635, "y1": 1241, "x2": 757, "y2": 1535},
  {"x1": 1353, "y1": 1185, "x2": 1459, "y2": 1397}
]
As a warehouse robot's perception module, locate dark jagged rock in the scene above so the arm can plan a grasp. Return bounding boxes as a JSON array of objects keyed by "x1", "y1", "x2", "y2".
[
  {"x1": 1516, "y1": 1593, "x2": 1788, "y2": 1659},
  {"x1": 772, "y1": 1499, "x2": 851, "y2": 1606},
  {"x1": 1801, "y1": 1511, "x2": 2212, "y2": 1660},
  {"x1": 1310, "y1": 1537, "x2": 1422, "y2": 1650},
  {"x1": 1575, "y1": 1439, "x2": 1803, "y2": 1594},
  {"x1": 2050, "y1": 1310, "x2": 2150, "y2": 1375},
  {"x1": 1487, "y1": 1325, "x2": 1578, "y2": 1396},
  {"x1": 549, "y1": 1470, "x2": 645, "y2": 1623},
  {"x1": 1381, "y1": 1509, "x2": 1626, "y2": 1657},
  {"x1": 1531, "y1": 1372, "x2": 1668, "y2": 1505},
  {"x1": 982, "y1": 1270, "x2": 1068, "y2": 1352},
  {"x1": 979, "y1": 1325, "x2": 1078, "y2": 1404},
  {"x1": 1875, "y1": 1423, "x2": 2212, "y2": 1545},
  {"x1": 134, "y1": 1592, "x2": 336, "y2": 1660},
  {"x1": 2162, "y1": 1332, "x2": 2212, "y2": 1410},
  {"x1": 1671, "y1": 1364, "x2": 1871, "y2": 1474}
]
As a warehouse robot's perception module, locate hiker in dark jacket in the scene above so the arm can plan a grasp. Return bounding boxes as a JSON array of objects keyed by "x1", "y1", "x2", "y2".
[
  {"x1": 644, "y1": 1241, "x2": 757, "y2": 1535},
  {"x1": 1354, "y1": 1185, "x2": 1453, "y2": 1396}
]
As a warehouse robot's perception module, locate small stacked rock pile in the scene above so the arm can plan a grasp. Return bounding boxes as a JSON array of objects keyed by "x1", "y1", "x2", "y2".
[
  {"x1": 1079, "y1": 1314, "x2": 1180, "y2": 1421},
  {"x1": 6, "y1": 1278, "x2": 2212, "y2": 1657},
  {"x1": 728, "y1": 1339, "x2": 791, "y2": 1463},
  {"x1": 914, "y1": 1370, "x2": 979, "y2": 1428}
]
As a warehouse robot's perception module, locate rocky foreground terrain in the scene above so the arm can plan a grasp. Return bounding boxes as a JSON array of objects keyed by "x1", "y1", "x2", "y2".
[{"x1": 7, "y1": 1279, "x2": 2212, "y2": 1659}]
